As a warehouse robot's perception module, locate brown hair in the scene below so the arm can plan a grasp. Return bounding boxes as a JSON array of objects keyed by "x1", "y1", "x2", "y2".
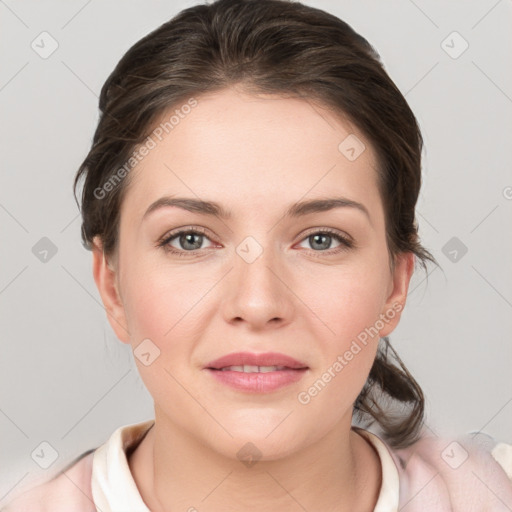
[{"x1": 73, "y1": 0, "x2": 439, "y2": 449}]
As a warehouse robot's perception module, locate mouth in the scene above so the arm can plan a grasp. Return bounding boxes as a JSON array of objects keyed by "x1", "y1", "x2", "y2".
[
  {"x1": 204, "y1": 352, "x2": 309, "y2": 393},
  {"x1": 205, "y1": 351, "x2": 308, "y2": 371}
]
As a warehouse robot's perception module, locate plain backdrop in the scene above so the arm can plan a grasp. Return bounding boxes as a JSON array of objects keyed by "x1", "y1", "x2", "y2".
[{"x1": 1, "y1": 0, "x2": 511, "y2": 503}]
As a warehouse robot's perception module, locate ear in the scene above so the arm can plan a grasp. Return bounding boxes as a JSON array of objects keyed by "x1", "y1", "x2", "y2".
[
  {"x1": 91, "y1": 236, "x2": 130, "y2": 343},
  {"x1": 378, "y1": 252, "x2": 415, "y2": 338}
]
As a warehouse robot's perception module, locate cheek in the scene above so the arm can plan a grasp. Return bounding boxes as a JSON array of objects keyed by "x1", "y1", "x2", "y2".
[
  {"x1": 120, "y1": 266, "x2": 206, "y2": 403},
  {"x1": 307, "y1": 265, "x2": 388, "y2": 347},
  {"x1": 121, "y1": 255, "x2": 208, "y2": 337},
  {"x1": 124, "y1": 276, "x2": 176, "y2": 342},
  {"x1": 295, "y1": 266, "x2": 387, "y2": 406},
  {"x1": 120, "y1": 261, "x2": 220, "y2": 377}
]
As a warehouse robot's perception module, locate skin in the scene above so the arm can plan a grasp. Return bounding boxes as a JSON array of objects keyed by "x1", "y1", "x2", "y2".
[{"x1": 92, "y1": 86, "x2": 415, "y2": 512}]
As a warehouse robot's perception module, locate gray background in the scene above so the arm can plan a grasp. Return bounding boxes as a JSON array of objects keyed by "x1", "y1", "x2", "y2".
[{"x1": 1, "y1": 0, "x2": 511, "y2": 503}]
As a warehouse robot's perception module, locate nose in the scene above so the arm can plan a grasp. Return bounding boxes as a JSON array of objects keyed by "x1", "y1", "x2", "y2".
[{"x1": 221, "y1": 238, "x2": 295, "y2": 330}]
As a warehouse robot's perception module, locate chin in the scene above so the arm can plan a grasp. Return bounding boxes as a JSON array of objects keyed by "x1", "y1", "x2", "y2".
[
  {"x1": 220, "y1": 435, "x2": 303, "y2": 464},
  {"x1": 205, "y1": 414, "x2": 312, "y2": 462}
]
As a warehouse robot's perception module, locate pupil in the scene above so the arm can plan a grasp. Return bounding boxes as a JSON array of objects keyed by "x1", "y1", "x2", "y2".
[
  {"x1": 182, "y1": 233, "x2": 202, "y2": 250},
  {"x1": 311, "y1": 234, "x2": 330, "y2": 250}
]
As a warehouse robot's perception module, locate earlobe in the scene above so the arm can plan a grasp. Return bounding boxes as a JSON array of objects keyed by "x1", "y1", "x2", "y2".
[
  {"x1": 378, "y1": 252, "x2": 415, "y2": 338},
  {"x1": 91, "y1": 236, "x2": 130, "y2": 343}
]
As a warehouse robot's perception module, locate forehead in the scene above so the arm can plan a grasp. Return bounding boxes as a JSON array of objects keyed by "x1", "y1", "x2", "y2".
[{"x1": 121, "y1": 87, "x2": 381, "y2": 222}]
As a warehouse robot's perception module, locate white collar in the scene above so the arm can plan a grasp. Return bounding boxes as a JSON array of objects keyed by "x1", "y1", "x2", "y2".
[
  {"x1": 91, "y1": 420, "x2": 399, "y2": 511},
  {"x1": 92, "y1": 419, "x2": 154, "y2": 511}
]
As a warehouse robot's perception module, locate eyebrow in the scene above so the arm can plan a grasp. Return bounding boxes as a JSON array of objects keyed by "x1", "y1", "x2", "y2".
[{"x1": 142, "y1": 196, "x2": 371, "y2": 223}]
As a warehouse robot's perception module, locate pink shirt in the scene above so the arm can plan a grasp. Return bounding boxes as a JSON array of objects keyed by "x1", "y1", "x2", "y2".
[{"x1": 2, "y1": 419, "x2": 512, "y2": 511}]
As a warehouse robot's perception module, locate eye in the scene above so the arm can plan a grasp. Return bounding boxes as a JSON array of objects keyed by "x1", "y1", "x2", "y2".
[
  {"x1": 296, "y1": 228, "x2": 354, "y2": 256},
  {"x1": 157, "y1": 226, "x2": 355, "y2": 258},
  {"x1": 157, "y1": 227, "x2": 217, "y2": 257}
]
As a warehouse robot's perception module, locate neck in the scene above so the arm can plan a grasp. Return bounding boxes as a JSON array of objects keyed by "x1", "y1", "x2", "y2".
[{"x1": 129, "y1": 411, "x2": 381, "y2": 512}]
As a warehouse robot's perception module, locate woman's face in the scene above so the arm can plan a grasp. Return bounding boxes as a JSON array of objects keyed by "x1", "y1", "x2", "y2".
[{"x1": 93, "y1": 87, "x2": 414, "y2": 459}]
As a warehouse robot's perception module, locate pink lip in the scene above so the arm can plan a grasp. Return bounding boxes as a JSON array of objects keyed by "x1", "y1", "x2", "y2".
[
  {"x1": 205, "y1": 351, "x2": 308, "y2": 370},
  {"x1": 204, "y1": 352, "x2": 309, "y2": 393}
]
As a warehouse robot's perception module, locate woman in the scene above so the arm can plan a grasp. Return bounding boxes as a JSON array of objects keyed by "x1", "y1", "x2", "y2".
[{"x1": 3, "y1": 0, "x2": 511, "y2": 510}]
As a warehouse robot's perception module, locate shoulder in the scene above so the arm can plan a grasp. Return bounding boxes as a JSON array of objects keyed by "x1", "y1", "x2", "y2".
[
  {"x1": 390, "y1": 429, "x2": 512, "y2": 511},
  {"x1": 1, "y1": 419, "x2": 154, "y2": 512},
  {"x1": 1, "y1": 450, "x2": 96, "y2": 512}
]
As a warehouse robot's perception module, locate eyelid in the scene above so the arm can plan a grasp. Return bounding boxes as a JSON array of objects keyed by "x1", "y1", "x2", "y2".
[
  {"x1": 299, "y1": 226, "x2": 354, "y2": 244},
  {"x1": 157, "y1": 225, "x2": 215, "y2": 245}
]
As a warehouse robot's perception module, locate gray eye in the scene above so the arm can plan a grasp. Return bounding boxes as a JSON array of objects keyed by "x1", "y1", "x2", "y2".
[{"x1": 308, "y1": 233, "x2": 334, "y2": 251}]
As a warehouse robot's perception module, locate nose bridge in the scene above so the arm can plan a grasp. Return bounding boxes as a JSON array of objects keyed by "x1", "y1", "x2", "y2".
[{"x1": 222, "y1": 233, "x2": 293, "y2": 326}]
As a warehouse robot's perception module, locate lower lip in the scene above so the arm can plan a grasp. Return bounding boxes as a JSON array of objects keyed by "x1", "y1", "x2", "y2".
[{"x1": 205, "y1": 368, "x2": 308, "y2": 392}]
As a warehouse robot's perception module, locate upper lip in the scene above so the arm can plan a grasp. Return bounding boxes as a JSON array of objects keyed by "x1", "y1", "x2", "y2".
[{"x1": 205, "y1": 352, "x2": 308, "y2": 370}]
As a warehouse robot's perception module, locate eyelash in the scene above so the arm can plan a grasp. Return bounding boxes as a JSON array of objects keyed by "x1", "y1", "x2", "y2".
[{"x1": 157, "y1": 226, "x2": 355, "y2": 258}]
